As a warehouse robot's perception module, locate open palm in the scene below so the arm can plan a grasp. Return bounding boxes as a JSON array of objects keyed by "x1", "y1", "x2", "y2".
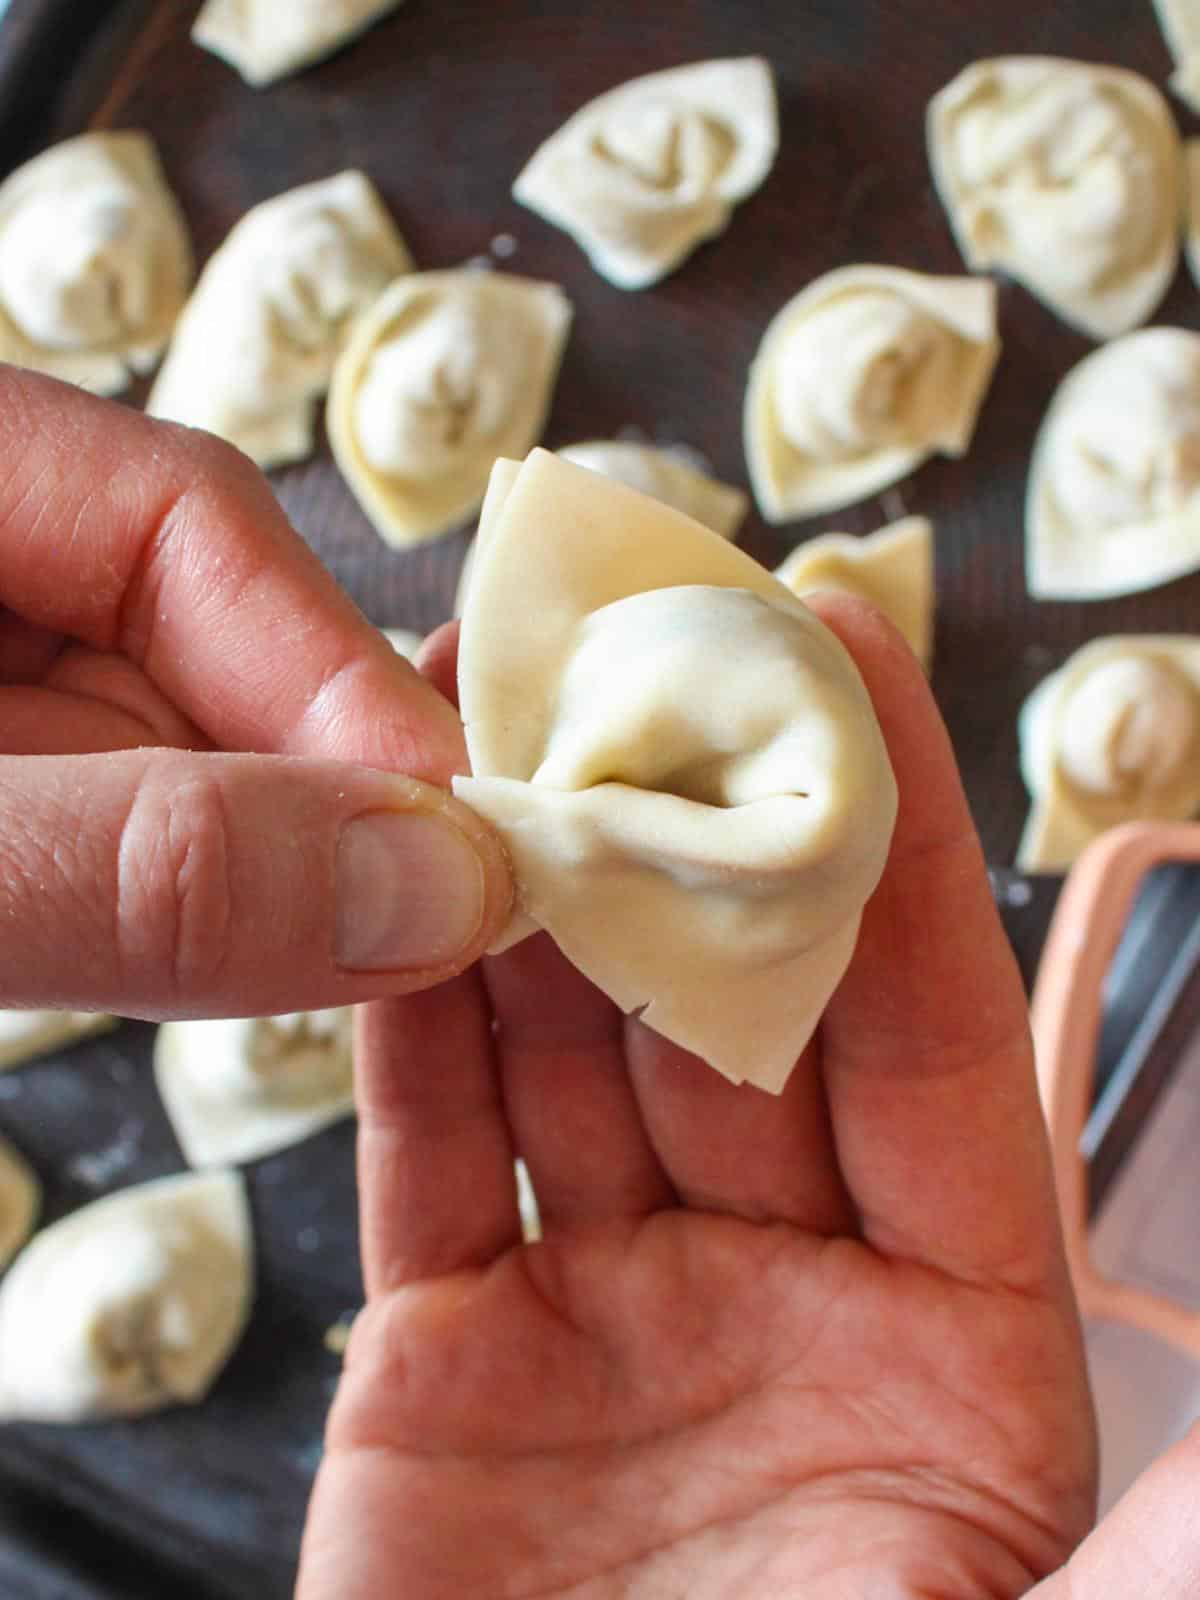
[{"x1": 299, "y1": 601, "x2": 1098, "y2": 1598}]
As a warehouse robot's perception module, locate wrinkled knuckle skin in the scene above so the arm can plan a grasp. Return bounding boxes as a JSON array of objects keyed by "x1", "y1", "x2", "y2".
[{"x1": 116, "y1": 766, "x2": 234, "y2": 1008}]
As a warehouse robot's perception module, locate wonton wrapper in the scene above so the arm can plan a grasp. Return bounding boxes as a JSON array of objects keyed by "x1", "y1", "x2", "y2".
[
  {"x1": 1027, "y1": 329, "x2": 1200, "y2": 600},
  {"x1": 0, "y1": 1136, "x2": 38, "y2": 1273},
  {"x1": 148, "y1": 171, "x2": 411, "y2": 470},
  {"x1": 0, "y1": 1010, "x2": 116, "y2": 1072},
  {"x1": 0, "y1": 1170, "x2": 253, "y2": 1422},
  {"x1": 513, "y1": 58, "x2": 778, "y2": 289},
  {"x1": 0, "y1": 131, "x2": 191, "y2": 396},
  {"x1": 155, "y1": 1010, "x2": 354, "y2": 1169},
  {"x1": 1018, "y1": 636, "x2": 1200, "y2": 871},
  {"x1": 456, "y1": 439, "x2": 746, "y2": 616},
  {"x1": 453, "y1": 451, "x2": 898, "y2": 1093},
  {"x1": 192, "y1": 0, "x2": 402, "y2": 88},
  {"x1": 928, "y1": 57, "x2": 1180, "y2": 342},
  {"x1": 328, "y1": 271, "x2": 572, "y2": 547},
  {"x1": 559, "y1": 442, "x2": 746, "y2": 538},
  {"x1": 744, "y1": 266, "x2": 999, "y2": 523},
  {"x1": 776, "y1": 516, "x2": 934, "y2": 669},
  {"x1": 1154, "y1": 0, "x2": 1200, "y2": 114}
]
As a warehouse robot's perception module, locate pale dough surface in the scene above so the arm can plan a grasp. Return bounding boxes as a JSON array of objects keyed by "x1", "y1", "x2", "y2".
[
  {"x1": 328, "y1": 270, "x2": 572, "y2": 546},
  {"x1": 155, "y1": 1010, "x2": 354, "y2": 1169},
  {"x1": 776, "y1": 516, "x2": 934, "y2": 668},
  {"x1": 454, "y1": 451, "x2": 897, "y2": 1093},
  {"x1": 558, "y1": 441, "x2": 747, "y2": 537},
  {"x1": 456, "y1": 439, "x2": 746, "y2": 616},
  {"x1": 192, "y1": 0, "x2": 403, "y2": 87},
  {"x1": 148, "y1": 170, "x2": 410, "y2": 470},
  {"x1": 514, "y1": 57, "x2": 778, "y2": 289},
  {"x1": 0, "y1": 1010, "x2": 116, "y2": 1073},
  {"x1": 1018, "y1": 636, "x2": 1200, "y2": 870},
  {"x1": 0, "y1": 1170, "x2": 253, "y2": 1423},
  {"x1": 0, "y1": 1135, "x2": 38, "y2": 1274},
  {"x1": 0, "y1": 131, "x2": 191, "y2": 396},
  {"x1": 1026, "y1": 329, "x2": 1200, "y2": 601},
  {"x1": 1154, "y1": 0, "x2": 1200, "y2": 113},
  {"x1": 928, "y1": 56, "x2": 1180, "y2": 341},
  {"x1": 744, "y1": 265, "x2": 999, "y2": 522}
]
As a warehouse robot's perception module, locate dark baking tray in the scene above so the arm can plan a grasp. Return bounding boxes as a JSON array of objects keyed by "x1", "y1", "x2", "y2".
[{"x1": 0, "y1": 0, "x2": 1192, "y2": 1592}]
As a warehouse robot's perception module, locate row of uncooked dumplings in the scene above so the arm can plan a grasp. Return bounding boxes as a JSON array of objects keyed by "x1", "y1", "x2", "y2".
[
  {"x1": 0, "y1": 1000, "x2": 544, "y2": 1423},
  {"x1": 0, "y1": 1008, "x2": 349, "y2": 1424},
  {"x1": 9, "y1": 53, "x2": 1200, "y2": 590}
]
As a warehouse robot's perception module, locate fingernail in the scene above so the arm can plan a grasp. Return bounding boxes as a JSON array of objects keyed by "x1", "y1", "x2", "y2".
[{"x1": 335, "y1": 810, "x2": 486, "y2": 971}]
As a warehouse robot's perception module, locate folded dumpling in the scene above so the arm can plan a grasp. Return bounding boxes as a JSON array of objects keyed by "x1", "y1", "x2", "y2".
[
  {"x1": 0, "y1": 1135, "x2": 38, "y2": 1273},
  {"x1": 1026, "y1": 329, "x2": 1200, "y2": 600},
  {"x1": 155, "y1": 1009, "x2": 354, "y2": 1169},
  {"x1": 0, "y1": 1010, "x2": 116, "y2": 1072},
  {"x1": 0, "y1": 1170, "x2": 253, "y2": 1422},
  {"x1": 192, "y1": 0, "x2": 403, "y2": 87},
  {"x1": 1018, "y1": 636, "x2": 1200, "y2": 871},
  {"x1": 1153, "y1": 0, "x2": 1200, "y2": 114},
  {"x1": 0, "y1": 131, "x2": 191, "y2": 396},
  {"x1": 744, "y1": 266, "x2": 999, "y2": 522},
  {"x1": 928, "y1": 57, "x2": 1180, "y2": 341},
  {"x1": 148, "y1": 170, "x2": 410, "y2": 470},
  {"x1": 328, "y1": 270, "x2": 572, "y2": 546},
  {"x1": 776, "y1": 516, "x2": 934, "y2": 669},
  {"x1": 514, "y1": 58, "x2": 778, "y2": 289},
  {"x1": 453, "y1": 451, "x2": 898, "y2": 1093}
]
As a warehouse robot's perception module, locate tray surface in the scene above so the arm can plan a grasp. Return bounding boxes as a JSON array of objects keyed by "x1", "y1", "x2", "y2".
[{"x1": 0, "y1": 1, "x2": 1190, "y2": 1593}]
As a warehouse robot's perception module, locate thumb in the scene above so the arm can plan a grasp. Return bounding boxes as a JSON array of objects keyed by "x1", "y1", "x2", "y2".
[
  {"x1": 1032, "y1": 1424, "x2": 1200, "y2": 1598},
  {"x1": 0, "y1": 748, "x2": 512, "y2": 1017}
]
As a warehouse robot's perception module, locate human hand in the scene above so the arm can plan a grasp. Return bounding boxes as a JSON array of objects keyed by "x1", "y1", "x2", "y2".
[
  {"x1": 298, "y1": 597, "x2": 1100, "y2": 1598},
  {"x1": 0, "y1": 366, "x2": 511, "y2": 1019}
]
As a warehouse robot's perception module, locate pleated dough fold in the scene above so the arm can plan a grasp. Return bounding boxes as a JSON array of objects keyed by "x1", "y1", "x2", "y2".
[
  {"x1": 0, "y1": 131, "x2": 191, "y2": 396},
  {"x1": 744, "y1": 266, "x2": 998, "y2": 522},
  {"x1": 928, "y1": 57, "x2": 1180, "y2": 341},
  {"x1": 776, "y1": 516, "x2": 934, "y2": 669},
  {"x1": 1153, "y1": 0, "x2": 1200, "y2": 114},
  {"x1": 453, "y1": 451, "x2": 897, "y2": 1093},
  {"x1": 514, "y1": 58, "x2": 778, "y2": 288},
  {"x1": 0, "y1": 1170, "x2": 253, "y2": 1422},
  {"x1": 155, "y1": 1010, "x2": 354, "y2": 1169},
  {"x1": 456, "y1": 440, "x2": 744, "y2": 617},
  {"x1": 328, "y1": 270, "x2": 572, "y2": 546},
  {"x1": 192, "y1": 0, "x2": 403, "y2": 87},
  {"x1": 1026, "y1": 329, "x2": 1200, "y2": 600},
  {"x1": 1018, "y1": 636, "x2": 1200, "y2": 871},
  {"x1": 148, "y1": 170, "x2": 410, "y2": 470}
]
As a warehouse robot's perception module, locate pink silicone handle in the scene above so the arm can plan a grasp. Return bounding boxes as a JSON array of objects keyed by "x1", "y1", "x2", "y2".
[{"x1": 1031, "y1": 822, "x2": 1200, "y2": 1358}]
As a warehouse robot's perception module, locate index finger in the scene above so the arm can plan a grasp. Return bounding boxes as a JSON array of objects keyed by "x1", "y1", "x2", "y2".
[
  {"x1": 0, "y1": 367, "x2": 464, "y2": 780},
  {"x1": 810, "y1": 594, "x2": 1066, "y2": 1292}
]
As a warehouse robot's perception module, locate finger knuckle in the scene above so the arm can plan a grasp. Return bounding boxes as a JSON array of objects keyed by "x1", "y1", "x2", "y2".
[{"x1": 116, "y1": 765, "x2": 234, "y2": 1005}]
